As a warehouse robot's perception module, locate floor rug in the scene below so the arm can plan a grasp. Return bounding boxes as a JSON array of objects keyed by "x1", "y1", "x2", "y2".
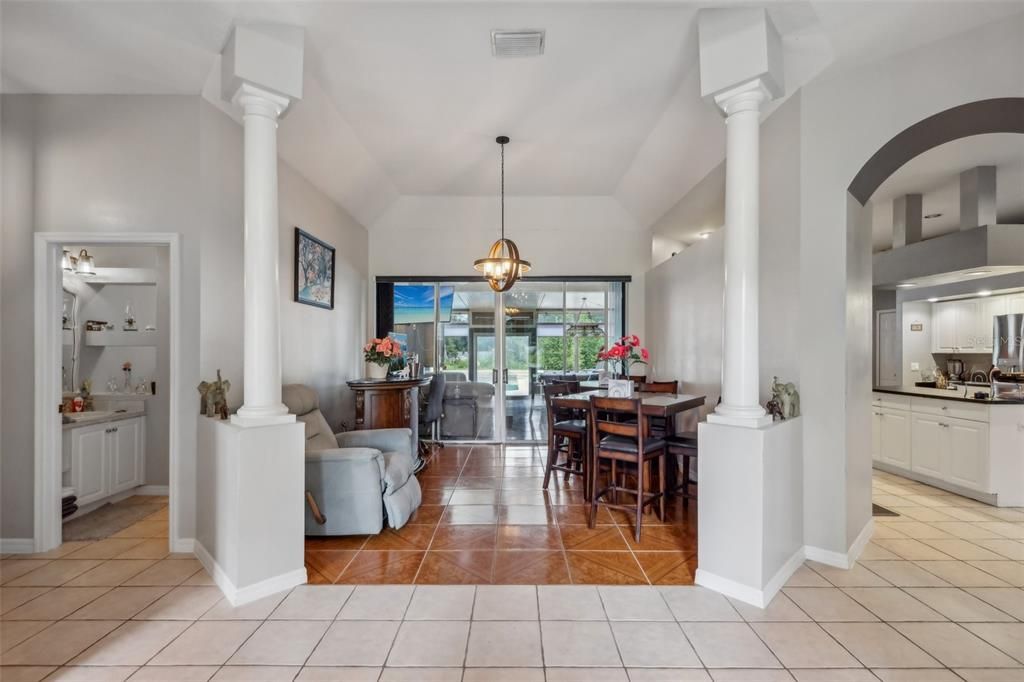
[
  {"x1": 62, "y1": 499, "x2": 164, "y2": 540},
  {"x1": 872, "y1": 503, "x2": 899, "y2": 517}
]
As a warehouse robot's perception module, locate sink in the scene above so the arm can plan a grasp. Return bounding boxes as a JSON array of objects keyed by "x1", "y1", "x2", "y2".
[{"x1": 66, "y1": 411, "x2": 115, "y2": 422}]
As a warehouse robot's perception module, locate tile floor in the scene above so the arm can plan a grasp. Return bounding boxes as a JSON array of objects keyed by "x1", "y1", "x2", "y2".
[
  {"x1": 304, "y1": 445, "x2": 699, "y2": 585},
  {"x1": 1, "y1": 465, "x2": 1023, "y2": 680}
]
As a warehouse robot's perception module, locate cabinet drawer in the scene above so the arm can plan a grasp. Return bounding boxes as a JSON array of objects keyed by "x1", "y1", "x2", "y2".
[
  {"x1": 873, "y1": 393, "x2": 911, "y2": 410},
  {"x1": 911, "y1": 397, "x2": 989, "y2": 423}
]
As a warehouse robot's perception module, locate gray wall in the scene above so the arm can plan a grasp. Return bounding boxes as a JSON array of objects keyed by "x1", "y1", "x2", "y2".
[{"x1": 1, "y1": 94, "x2": 368, "y2": 541}]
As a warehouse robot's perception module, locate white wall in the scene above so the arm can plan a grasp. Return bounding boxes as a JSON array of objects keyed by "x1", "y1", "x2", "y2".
[
  {"x1": 1, "y1": 94, "x2": 369, "y2": 542},
  {"x1": 798, "y1": 13, "x2": 1024, "y2": 554},
  {"x1": 900, "y1": 301, "x2": 934, "y2": 385},
  {"x1": 370, "y1": 195, "x2": 648, "y2": 341}
]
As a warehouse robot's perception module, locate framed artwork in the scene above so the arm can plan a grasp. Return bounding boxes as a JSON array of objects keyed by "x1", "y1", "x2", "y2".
[{"x1": 294, "y1": 227, "x2": 336, "y2": 310}]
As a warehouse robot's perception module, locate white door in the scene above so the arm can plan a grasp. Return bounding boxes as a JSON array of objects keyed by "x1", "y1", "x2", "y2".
[
  {"x1": 72, "y1": 424, "x2": 109, "y2": 506},
  {"x1": 109, "y1": 418, "x2": 144, "y2": 494},
  {"x1": 880, "y1": 409, "x2": 911, "y2": 469},
  {"x1": 876, "y1": 310, "x2": 900, "y2": 386},
  {"x1": 947, "y1": 417, "x2": 989, "y2": 491},
  {"x1": 933, "y1": 302, "x2": 958, "y2": 352},
  {"x1": 871, "y1": 410, "x2": 882, "y2": 462},
  {"x1": 911, "y1": 413, "x2": 947, "y2": 479},
  {"x1": 953, "y1": 300, "x2": 980, "y2": 352}
]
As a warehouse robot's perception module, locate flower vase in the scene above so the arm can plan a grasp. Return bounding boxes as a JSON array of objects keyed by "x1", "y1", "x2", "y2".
[{"x1": 366, "y1": 362, "x2": 388, "y2": 380}]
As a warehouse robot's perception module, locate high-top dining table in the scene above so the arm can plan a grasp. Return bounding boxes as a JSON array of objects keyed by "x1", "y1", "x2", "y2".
[{"x1": 549, "y1": 390, "x2": 707, "y2": 501}]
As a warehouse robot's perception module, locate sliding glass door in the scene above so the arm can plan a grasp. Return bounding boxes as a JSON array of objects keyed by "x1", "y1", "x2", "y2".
[{"x1": 379, "y1": 279, "x2": 625, "y2": 443}]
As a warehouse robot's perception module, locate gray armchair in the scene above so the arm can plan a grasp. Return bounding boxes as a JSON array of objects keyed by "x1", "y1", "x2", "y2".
[
  {"x1": 283, "y1": 384, "x2": 422, "y2": 536},
  {"x1": 440, "y1": 372, "x2": 495, "y2": 439}
]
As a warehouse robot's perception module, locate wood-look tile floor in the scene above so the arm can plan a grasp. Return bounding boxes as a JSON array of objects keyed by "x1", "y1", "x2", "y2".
[{"x1": 303, "y1": 444, "x2": 699, "y2": 585}]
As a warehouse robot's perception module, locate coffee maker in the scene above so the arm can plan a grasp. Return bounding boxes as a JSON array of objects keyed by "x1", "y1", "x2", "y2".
[{"x1": 945, "y1": 358, "x2": 964, "y2": 382}]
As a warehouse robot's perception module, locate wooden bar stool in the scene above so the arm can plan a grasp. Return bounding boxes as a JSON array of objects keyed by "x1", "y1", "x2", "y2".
[
  {"x1": 665, "y1": 431, "x2": 698, "y2": 507},
  {"x1": 587, "y1": 395, "x2": 668, "y2": 542},
  {"x1": 640, "y1": 380, "x2": 678, "y2": 439},
  {"x1": 543, "y1": 383, "x2": 588, "y2": 494}
]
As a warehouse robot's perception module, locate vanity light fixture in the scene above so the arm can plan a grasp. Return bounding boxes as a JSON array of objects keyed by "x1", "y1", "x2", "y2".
[{"x1": 75, "y1": 249, "x2": 96, "y2": 276}]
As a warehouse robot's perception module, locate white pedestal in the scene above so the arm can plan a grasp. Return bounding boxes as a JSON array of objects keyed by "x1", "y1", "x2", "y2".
[
  {"x1": 195, "y1": 417, "x2": 306, "y2": 605},
  {"x1": 696, "y1": 417, "x2": 803, "y2": 607}
]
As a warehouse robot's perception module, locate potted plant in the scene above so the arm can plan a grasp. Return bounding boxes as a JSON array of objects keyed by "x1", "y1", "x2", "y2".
[
  {"x1": 363, "y1": 336, "x2": 399, "y2": 379},
  {"x1": 597, "y1": 335, "x2": 650, "y2": 378}
]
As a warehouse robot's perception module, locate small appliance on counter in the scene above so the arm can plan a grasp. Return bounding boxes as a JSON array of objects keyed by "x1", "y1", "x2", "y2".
[
  {"x1": 993, "y1": 313, "x2": 1024, "y2": 374},
  {"x1": 945, "y1": 358, "x2": 964, "y2": 382}
]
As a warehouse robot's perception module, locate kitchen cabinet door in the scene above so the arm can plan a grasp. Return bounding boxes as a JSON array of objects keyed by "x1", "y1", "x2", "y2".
[
  {"x1": 72, "y1": 423, "x2": 109, "y2": 506},
  {"x1": 946, "y1": 417, "x2": 990, "y2": 492},
  {"x1": 953, "y1": 299, "x2": 980, "y2": 352},
  {"x1": 932, "y1": 302, "x2": 958, "y2": 352},
  {"x1": 109, "y1": 418, "x2": 144, "y2": 494},
  {"x1": 871, "y1": 411, "x2": 882, "y2": 462},
  {"x1": 1007, "y1": 294, "x2": 1024, "y2": 315},
  {"x1": 880, "y1": 408, "x2": 912, "y2": 469},
  {"x1": 976, "y1": 297, "x2": 1006, "y2": 352},
  {"x1": 911, "y1": 413, "x2": 947, "y2": 479}
]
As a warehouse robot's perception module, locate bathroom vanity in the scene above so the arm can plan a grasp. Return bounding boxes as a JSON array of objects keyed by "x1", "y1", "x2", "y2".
[{"x1": 63, "y1": 407, "x2": 146, "y2": 511}]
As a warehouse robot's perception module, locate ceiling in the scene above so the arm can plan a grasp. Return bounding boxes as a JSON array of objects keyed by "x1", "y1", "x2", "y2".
[
  {"x1": 5, "y1": 1, "x2": 1024, "y2": 231},
  {"x1": 870, "y1": 134, "x2": 1024, "y2": 253}
]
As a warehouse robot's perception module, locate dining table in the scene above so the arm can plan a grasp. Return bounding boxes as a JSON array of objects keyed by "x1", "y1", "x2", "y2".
[{"x1": 549, "y1": 390, "x2": 707, "y2": 502}]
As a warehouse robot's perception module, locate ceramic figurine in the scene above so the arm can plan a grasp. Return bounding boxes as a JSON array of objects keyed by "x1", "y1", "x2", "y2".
[
  {"x1": 770, "y1": 376, "x2": 800, "y2": 419},
  {"x1": 765, "y1": 396, "x2": 784, "y2": 421},
  {"x1": 198, "y1": 369, "x2": 231, "y2": 419}
]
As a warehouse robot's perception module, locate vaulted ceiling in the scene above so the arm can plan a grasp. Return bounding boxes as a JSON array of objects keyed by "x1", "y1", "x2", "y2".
[{"x1": 4, "y1": 1, "x2": 1022, "y2": 230}]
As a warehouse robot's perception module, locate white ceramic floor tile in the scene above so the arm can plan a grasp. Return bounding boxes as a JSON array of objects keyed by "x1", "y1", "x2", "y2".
[
  {"x1": 295, "y1": 668, "x2": 381, "y2": 682},
  {"x1": 610, "y1": 621, "x2": 701, "y2": 668},
  {"x1": 856, "y1": 562, "x2": 951, "y2": 587},
  {"x1": 819, "y1": 623, "x2": 941, "y2": 669},
  {"x1": 385, "y1": 620, "x2": 469, "y2": 667},
  {"x1": 471, "y1": 585, "x2": 537, "y2": 620},
  {"x1": 305, "y1": 620, "x2": 401, "y2": 667},
  {"x1": 71, "y1": 620, "x2": 190, "y2": 666},
  {"x1": 133, "y1": 586, "x2": 223, "y2": 620},
  {"x1": 964, "y1": 587, "x2": 1024, "y2": 620},
  {"x1": 790, "y1": 670, "x2": 877, "y2": 681},
  {"x1": 3, "y1": 620, "x2": 123, "y2": 666},
  {"x1": 751, "y1": 623, "x2": 861, "y2": 669},
  {"x1": 227, "y1": 620, "x2": 330, "y2": 666},
  {"x1": 465, "y1": 620, "x2": 543, "y2": 667},
  {"x1": 65, "y1": 587, "x2": 170, "y2": 620},
  {"x1": 148, "y1": 620, "x2": 260, "y2": 666},
  {"x1": 541, "y1": 621, "x2": 623, "y2": 667},
  {"x1": 378, "y1": 669, "x2": 462, "y2": 682},
  {"x1": 658, "y1": 586, "x2": 742, "y2": 621},
  {"x1": 807, "y1": 562, "x2": 890, "y2": 587},
  {"x1": 128, "y1": 665, "x2": 220, "y2": 680},
  {"x1": 681, "y1": 622, "x2": 782, "y2": 669},
  {"x1": 41, "y1": 666, "x2": 138, "y2": 681},
  {"x1": 626, "y1": 670, "x2": 712, "y2": 681},
  {"x1": 3, "y1": 587, "x2": 110, "y2": 620},
  {"x1": 914, "y1": 561, "x2": 1012, "y2": 587},
  {"x1": 200, "y1": 590, "x2": 287, "y2": 620},
  {"x1": 840, "y1": 588, "x2": 945, "y2": 622},
  {"x1": 783, "y1": 588, "x2": 878, "y2": 622},
  {"x1": 270, "y1": 585, "x2": 353, "y2": 620},
  {"x1": 462, "y1": 669, "x2": 545, "y2": 682},
  {"x1": 599, "y1": 586, "x2": 674, "y2": 621},
  {"x1": 904, "y1": 587, "x2": 1016, "y2": 621},
  {"x1": 538, "y1": 586, "x2": 606, "y2": 620},
  {"x1": 211, "y1": 666, "x2": 299, "y2": 681},
  {"x1": 893, "y1": 622, "x2": 1019, "y2": 668},
  {"x1": 961, "y1": 623, "x2": 1024, "y2": 664},
  {"x1": 337, "y1": 585, "x2": 414, "y2": 620}
]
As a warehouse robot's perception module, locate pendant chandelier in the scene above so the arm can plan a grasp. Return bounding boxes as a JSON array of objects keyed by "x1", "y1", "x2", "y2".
[
  {"x1": 474, "y1": 135, "x2": 531, "y2": 292},
  {"x1": 567, "y1": 296, "x2": 604, "y2": 338}
]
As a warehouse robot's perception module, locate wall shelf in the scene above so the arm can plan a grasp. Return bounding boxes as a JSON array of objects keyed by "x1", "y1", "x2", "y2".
[{"x1": 84, "y1": 330, "x2": 158, "y2": 347}]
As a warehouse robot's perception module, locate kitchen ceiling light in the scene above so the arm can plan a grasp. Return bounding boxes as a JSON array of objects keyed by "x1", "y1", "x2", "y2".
[
  {"x1": 964, "y1": 270, "x2": 990, "y2": 276},
  {"x1": 978, "y1": 290, "x2": 992, "y2": 297},
  {"x1": 698, "y1": 231, "x2": 712, "y2": 240},
  {"x1": 75, "y1": 249, "x2": 96, "y2": 276},
  {"x1": 928, "y1": 297, "x2": 939, "y2": 302},
  {"x1": 896, "y1": 283, "x2": 916, "y2": 288},
  {"x1": 473, "y1": 136, "x2": 531, "y2": 292}
]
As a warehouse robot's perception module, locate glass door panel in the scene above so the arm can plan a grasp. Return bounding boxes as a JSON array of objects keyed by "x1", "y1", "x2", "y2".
[
  {"x1": 502, "y1": 283, "x2": 565, "y2": 443},
  {"x1": 437, "y1": 282, "x2": 500, "y2": 441}
]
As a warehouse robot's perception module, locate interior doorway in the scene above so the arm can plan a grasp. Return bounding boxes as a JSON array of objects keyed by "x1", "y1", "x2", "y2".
[
  {"x1": 875, "y1": 309, "x2": 899, "y2": 386},
  {"x1": 33, "y1": 232, "x2": 184, "y2": 555}
]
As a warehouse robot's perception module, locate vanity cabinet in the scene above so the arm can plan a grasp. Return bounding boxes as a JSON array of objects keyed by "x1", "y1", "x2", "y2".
[{"x1": 70, "y1": 417, "x2": 145, "y2": 507}]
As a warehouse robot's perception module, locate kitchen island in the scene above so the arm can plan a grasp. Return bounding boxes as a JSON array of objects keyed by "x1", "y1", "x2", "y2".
[{"x1": 872, "y1": 386, "x2": 1024, "y2": 506}]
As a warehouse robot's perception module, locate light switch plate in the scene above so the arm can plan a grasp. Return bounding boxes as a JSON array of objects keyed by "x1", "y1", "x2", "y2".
[{"x1": 910, "y1": 362, "x2": 920, "y2": 371}]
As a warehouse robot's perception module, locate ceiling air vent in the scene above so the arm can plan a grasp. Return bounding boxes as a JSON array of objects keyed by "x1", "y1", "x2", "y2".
[{"x1": 491, "y1": 29, "x2": 545, "y2": 58}]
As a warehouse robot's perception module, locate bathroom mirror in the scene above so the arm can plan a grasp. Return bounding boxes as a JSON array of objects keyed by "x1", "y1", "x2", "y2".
[{"x1": 62, "y1": 287, "x2": 78, "y2": 392}]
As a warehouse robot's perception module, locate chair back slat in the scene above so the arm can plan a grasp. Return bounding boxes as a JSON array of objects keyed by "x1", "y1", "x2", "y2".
[
  {"x1": 589, "y1": 396, "x2": 644, "y2": 441},
  {"x1": 543, "y1": 382, "x2": 575, "y2": 424},
  {"x1": 640, "y1": 380, "x2": 677, "y2": 394}
]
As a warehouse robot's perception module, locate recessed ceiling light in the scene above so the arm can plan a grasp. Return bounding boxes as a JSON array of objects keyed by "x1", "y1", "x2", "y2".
[
  {"x1": 928, "y1": 297, "x2": 939, "y2": 302},
  {"x1": 924, "y1": 213, "x2": 943, "y2": 219},
  {"x1": 964, "y1": 270, "x2": 990, "y2": 277},
  {"x1": 698, "y1": 231, "x2": 712, "y2": 240},
  {"x1": 896, "y1": 283, "x2": 916, "y2": 288},
  {"x1": 978, "y1": 290, "x2": 992, "y2": 297}
]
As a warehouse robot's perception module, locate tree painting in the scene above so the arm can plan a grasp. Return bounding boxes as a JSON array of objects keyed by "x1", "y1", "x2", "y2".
[{"x1": 294, "y1": 228, "x2": 335, "y2": 310}]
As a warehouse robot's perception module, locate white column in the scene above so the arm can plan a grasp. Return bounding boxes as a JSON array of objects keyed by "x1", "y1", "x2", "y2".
[
  {"x1": 232, "y1": 83, "x2": 295, "y2": 427},
  {"x1": 708, "y1": 80, "x2": 772, "y2": 429}
]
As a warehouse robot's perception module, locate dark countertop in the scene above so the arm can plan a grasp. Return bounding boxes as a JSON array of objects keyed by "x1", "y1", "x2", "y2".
[{"x1": 873, "y1": 386, "x2": 1024, "y2": 405}]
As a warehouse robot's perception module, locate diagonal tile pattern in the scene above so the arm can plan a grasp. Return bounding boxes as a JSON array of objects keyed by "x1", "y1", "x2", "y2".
[{"x1": 1, "y1": 453, "x2": 1022, "y2": 680}]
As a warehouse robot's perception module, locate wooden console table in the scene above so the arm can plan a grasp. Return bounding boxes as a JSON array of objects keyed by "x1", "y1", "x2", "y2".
[{"x1": 346, "y1": 377, "x2": 432, "y2": 443}]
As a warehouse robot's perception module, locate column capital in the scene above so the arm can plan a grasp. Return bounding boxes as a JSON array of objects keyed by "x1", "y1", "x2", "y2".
[
  {"x1": 712, "y1": 78, "x2": 773, "y2": 118},
  {"x1": 229, "y1": 82, "x2": 292, "y2": 120}
]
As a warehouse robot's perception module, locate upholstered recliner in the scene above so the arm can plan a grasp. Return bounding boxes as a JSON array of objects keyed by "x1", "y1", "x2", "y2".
[
  {"x1": 283, "y1": 384, "x2": 422, "y2": 536},
  {"x1": 440, "y1": 371, "x2": 495, "y2": 439}
]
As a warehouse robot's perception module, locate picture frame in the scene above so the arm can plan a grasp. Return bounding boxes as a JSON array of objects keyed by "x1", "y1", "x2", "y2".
[{"x1": 294, "y1": 227, "x2": 336, "y2": 310}]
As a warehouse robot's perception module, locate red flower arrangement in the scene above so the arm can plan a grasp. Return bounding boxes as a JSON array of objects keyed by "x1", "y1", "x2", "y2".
[
  {"x1": 364, "y1": 336, "x2": 399, "y2": 367},
  {"x1": 597, "y1": 334, "x2": 650, "y2": 377}
]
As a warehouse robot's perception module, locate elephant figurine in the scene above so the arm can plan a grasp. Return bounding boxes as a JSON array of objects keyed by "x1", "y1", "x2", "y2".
[
  {"x1": 770, "y1": 376, "x2": 800, "y2": 420},
  {"x1": 198, "y1": 369, "x2": 231, "y2": 420}
]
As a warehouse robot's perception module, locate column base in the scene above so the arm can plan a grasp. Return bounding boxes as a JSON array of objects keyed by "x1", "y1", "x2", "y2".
[
  {"x1": 708, "y1": 404, "x2": 773, "y2": 429},
  {"x1": 231, "y1": 404, "x2": 295, "y2": 428}
]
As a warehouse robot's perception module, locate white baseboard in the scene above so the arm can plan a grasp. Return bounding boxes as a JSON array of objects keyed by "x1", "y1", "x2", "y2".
[
  {"x1": 194, "y1": 540, "x2": 307, "y2": 607},
  {"x1": 696, "y1": 545, "x2": 805, "y2": 609},
  {"x1": 135, "y1": 485, "x2": 169, "y2": 496},
  {"x1": 172, "y1": 538, "x2": 195, "y2": 554},
  {"x1": 1, "y1": 538, "x2": 36, "y2": 554},
  {"x1": 804, "y1": 518, "x2": 874, "y2": 570}
]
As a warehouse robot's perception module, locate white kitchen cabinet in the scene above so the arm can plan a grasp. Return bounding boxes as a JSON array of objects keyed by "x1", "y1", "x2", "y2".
[
  {"x1": 1008, "y1": 294, "x2": 1024, "y2": 315},
  {"x1": 911, "y1": 413, "x2": 948, "y2": 479},
  {"x1": 879, "y1": 408, "x2": 912, "y2": 469},
  {"x1": 976, "y1": 297, "x2": 1006, "y2": 352},
  {"x1": 109, "y1": 418, "x2": 144, "y2": 494},
  {"x1": 947, "y1": 417, "x2": 990, "y2": 491},
  {"x1": 871, "y1": 411, "x2": 882, "y2": 462},
  {"x1": 932, "y1": 301, "x2": 959, "y2": 352},
  {"x1": 71, "y1": 423, "x2": 109, "y2": 506},
  {"x1": 69, "y1": 416, "x2": 145, "y2": 508}
]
